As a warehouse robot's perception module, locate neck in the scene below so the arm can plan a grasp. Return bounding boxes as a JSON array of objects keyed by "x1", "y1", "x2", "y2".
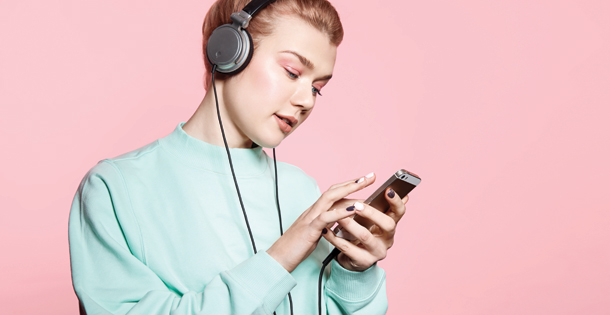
[{"x1": 183, "y1": 81, "x2": 255, "y2": 149}]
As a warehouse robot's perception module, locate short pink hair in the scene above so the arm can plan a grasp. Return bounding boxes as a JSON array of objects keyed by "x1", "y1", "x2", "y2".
[{"x1": 201, "y1": 0, "x2": 344, "y2": 89}]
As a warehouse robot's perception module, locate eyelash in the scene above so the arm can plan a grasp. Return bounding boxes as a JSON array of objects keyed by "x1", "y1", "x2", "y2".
[{"x1": 285, "y1": 69, "x2": 322, "y2": 96}]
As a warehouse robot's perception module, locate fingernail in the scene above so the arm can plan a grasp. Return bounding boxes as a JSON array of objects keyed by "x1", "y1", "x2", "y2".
[
  {"x1": 387, "y1": 188, "x2": 395, "y2": 198},
  {"x1": 365, "y1": 172, "x2": 375, "y2": 178},
  {"x1": 355, "y1": 177, "x2": 364, "y2": 183},
  {"x1": 354, "y1": 202, "x2": 364, "y2": 211},
  {"x1": 346, "y1": 205, "x2": 355, "y2": 211},
  {"x1": 322, "y1": 228, "x2": 328, "y2": 234}
]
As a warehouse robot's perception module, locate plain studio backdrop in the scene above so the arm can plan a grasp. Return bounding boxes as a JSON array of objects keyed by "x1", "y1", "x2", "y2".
[{"x1": 1, "y1": 0, "x2": 609, "y2": 314}]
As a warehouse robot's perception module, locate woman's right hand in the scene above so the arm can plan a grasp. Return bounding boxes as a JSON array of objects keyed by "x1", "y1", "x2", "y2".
[{"x1": 266, "y1": 172, "x2": 376, "y2": 273}]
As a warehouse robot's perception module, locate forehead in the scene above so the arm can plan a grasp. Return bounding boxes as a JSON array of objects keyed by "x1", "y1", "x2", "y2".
[{"x1": 257, "y1": 15, "x2": 337, "y2": 72}]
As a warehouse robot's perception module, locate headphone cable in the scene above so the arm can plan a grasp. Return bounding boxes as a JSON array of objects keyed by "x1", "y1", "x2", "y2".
[
  {"x1": 318, "y1": 248, "x2": 341, "y2": 315},
  {"x1": 211, "y1": 65, "x2": 257, "y2": 254},
  {"x1": 211, "y1": 65, "x2": 294, "y2": 315}
]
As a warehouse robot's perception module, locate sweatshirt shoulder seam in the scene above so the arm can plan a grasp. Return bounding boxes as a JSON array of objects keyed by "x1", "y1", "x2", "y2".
[
  {"x1": 107, "y1": 140, "x2": 161, "y2": 163},
  {"x1": 101, "y1": 159, "x2": 147, "y2": 264}
]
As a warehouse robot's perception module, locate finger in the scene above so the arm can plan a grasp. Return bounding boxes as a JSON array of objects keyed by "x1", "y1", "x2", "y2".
[
  {"x1": 322, "y1": 225, "x2": 380, "y2": 268},
  {"x1": 328, "y1": 172, "x2": 376, "y2": 190},
  {"x1": 310, "y1": 207, "x2": 356, "y2": 231},
  {"x1": 354, "y1": 203, "x2": 396, "y2": 236},
  {"x1": 328, "y1": 179, "x2": 359, "y2": 190},
  {"x1": 315, "y1": 173, "x2": 376, "y2": 209},
  {"x1": 384, "y1": 188, "x2": 407, "y2": 223},
  {"x1": 334, "y1": 215, "x2": 385, "y2": 258}
]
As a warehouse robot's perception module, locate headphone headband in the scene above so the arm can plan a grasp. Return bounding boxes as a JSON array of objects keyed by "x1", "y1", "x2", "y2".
[
  {"x1": 231, "y1": 0, "x2": 275, "y2": 29},
  {"x1": 242, "y1": 0, "x2": 276, "y2": 17}
]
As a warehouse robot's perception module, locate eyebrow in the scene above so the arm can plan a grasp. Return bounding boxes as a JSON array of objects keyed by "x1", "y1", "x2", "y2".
[{"x1": 279, "y1": 50, "x2": 333, "y2": 81}]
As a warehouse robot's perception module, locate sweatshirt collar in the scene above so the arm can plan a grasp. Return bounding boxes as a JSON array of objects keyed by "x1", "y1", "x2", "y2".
[{"x1": 159, "y1": 122, "x2": 269, "y2": 177}]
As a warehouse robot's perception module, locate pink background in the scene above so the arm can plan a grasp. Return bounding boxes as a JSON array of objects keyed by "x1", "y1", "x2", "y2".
[{"x1": 1, "y1": 0, "x2": 609, "y2": 314}]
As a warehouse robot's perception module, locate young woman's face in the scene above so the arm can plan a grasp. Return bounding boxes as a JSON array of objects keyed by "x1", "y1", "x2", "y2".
[{"x1": 221, "y1": 14, "x2": 337, "y2": 148}]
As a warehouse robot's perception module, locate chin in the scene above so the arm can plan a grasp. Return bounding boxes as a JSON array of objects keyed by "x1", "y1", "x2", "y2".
[
  {"x1": 253, "y1": 132, "x2": 288, "y2": 149},
  {"x1": 255, "y1": 139, "x2": 283, "y2": 149}
]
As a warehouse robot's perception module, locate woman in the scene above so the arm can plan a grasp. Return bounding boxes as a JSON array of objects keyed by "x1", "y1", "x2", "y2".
[{"x1": 69, "y1": 0, "x2": 409, "y2": 314}]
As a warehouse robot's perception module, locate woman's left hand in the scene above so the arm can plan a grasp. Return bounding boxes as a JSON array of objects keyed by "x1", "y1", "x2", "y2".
[{"x1": 322, "y1": 187, "x2": 409, "y2": 271}]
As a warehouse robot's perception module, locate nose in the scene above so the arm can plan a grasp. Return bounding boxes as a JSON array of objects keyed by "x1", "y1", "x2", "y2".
[{"x1": 290, "y1": 82, "x2": 315, "y2": 111}]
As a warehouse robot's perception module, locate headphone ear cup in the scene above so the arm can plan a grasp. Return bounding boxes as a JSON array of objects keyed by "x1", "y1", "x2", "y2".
[
  {"x1": 206, "y1": 24, "x2": 254, "y2": 75},
  {"x1": 228, "y1": 29, "x2": 254, "y2": 76}
]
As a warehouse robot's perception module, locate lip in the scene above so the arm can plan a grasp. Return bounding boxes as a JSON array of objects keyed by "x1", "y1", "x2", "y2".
[
  {"x1": 274, "y1": 114, "x2": 293, "y2": 133},
  {"x1": 274, "y1": 113, "x2": 298, "y2": 127}
]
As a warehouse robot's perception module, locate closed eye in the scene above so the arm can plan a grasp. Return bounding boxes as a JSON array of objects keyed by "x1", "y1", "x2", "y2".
[
  {"x1": 285, "y1": 68, "x2": 299, "y2": 79},
  {"x1": 285, "y1": 68, "x2": 322, "y2": 97}
]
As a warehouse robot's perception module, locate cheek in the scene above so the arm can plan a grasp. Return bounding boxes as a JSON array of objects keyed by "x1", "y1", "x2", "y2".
[{"x1": 245, "y1": 56, "x2": 290, "y2": 102}]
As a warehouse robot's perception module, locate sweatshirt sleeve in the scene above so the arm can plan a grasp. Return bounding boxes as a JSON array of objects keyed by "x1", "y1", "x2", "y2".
[
  {"x1": 68, "y1": 162, "x2": 296, "y2": 315},
  {"x1": 311, "y1": 182, "x2": 389, "y2": 314},
  {"x1": 324, "y1": 260, "x2": 388, "y2": 314}
]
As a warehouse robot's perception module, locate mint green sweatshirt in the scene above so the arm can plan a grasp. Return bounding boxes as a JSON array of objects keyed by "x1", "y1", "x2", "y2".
[{"x1": 69, "y1": 122, "x2": 387, "y2": 314}]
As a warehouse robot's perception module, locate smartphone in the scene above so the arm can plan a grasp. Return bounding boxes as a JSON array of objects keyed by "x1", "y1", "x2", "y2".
[{"x1": 332, "y1": 169, "x2": 421, "y2": 240}]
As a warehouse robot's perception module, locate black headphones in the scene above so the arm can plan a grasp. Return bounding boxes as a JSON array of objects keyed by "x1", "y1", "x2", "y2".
[{"x1": 206, "y1": 0, "x2": 276, "y2": 75}]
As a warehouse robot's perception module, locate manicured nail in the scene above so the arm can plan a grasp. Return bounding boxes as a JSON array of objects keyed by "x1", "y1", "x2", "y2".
[
  {"x1": 346, "y1": 205, "x2": 355, "y2": 211},
  {"x1": 354, "y1": 202, "x2": 364, "y2": 211},
  {"x1": 322, "y1": 228, "x2": 328, "y2": 234},
  {"x1": 355, "y1": 177, "x2": 364, "y2": 184},
  {"x1": 387, "y1": 188, "x2": 395, "y2": 199},
  {"x1": 365, "y1": 172, "x2": 375, "y2": 178}
]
